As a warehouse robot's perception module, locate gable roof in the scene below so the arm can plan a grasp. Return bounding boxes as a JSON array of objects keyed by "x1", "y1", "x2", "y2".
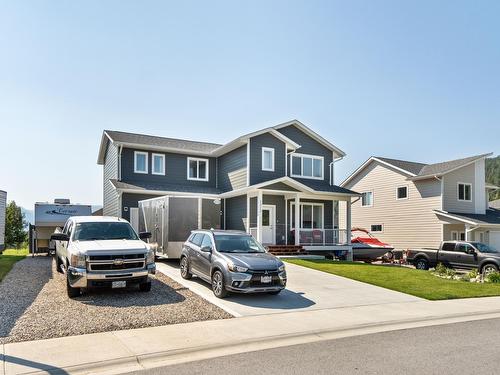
[
  {"x1": 97, "y1": 119, "x2": 346, "y2": 164},
  {"x1": 341, "y1": 153, "x2": 493, "y2": 187},
  {"x1": 434, "y1": 208, "x2": 500, "y2": 227}
]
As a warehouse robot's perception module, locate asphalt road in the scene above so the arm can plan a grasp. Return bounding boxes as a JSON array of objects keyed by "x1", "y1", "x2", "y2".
[{"x1": 126, "y1": 317, "x2": 500, "y2": 375}]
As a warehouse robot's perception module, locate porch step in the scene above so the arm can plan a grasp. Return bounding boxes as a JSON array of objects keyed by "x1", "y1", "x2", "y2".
[{"x1": 266, "y1": 245, "x2": 308, "y2": 256}]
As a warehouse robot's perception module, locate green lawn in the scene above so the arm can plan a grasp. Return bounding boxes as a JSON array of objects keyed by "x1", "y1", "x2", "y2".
[
  {"x1": 286, "y1": 259, "x2": 500, "y2": 300},
  {"x1": 0, "y1": 248, "x2": 29, "y2": 282}
]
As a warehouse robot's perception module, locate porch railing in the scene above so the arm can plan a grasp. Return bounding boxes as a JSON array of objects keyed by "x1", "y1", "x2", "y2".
[{"x1": 248, "y1": 225, "x2": 348, "y2": 246}]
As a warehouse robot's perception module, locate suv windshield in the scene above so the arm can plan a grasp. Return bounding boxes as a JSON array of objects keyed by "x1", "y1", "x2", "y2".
[
  {"x1": 472, "y1": 242, "x2": 498, "y2": 253},
  {"x1": 214, "y1": 234, "x2": 266, "y2": 253},
  {"x1": 73, "y1": 222, "x2": 139, "y2": 241}
]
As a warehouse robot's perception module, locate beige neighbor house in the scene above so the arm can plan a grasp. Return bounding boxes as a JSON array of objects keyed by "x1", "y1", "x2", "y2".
[{"x1": 338, "y1": 153, "x2": 500, "y2": 250}]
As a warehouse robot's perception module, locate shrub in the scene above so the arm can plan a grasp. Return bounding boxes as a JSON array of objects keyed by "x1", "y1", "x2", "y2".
[
  {"x1": 486, "y1": 272, "x2": 500, "y2": 283},
  {"x1": 468, "y1": 268, "x2": 479, "y2": 279},
  {"x1": 434, "y1": 263, "x2": 448, "y2": 275}
]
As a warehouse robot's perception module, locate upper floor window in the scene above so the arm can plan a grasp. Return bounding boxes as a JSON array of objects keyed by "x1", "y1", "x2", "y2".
[
  {"x1": 134, "y1": 151, "x2": 148, "y2": 174},
  {"x1": 457, "y1": 183, "x2": 472, "y2": 201},
  {"x1": 262, "y1": 147, "x2": 275, "y2": 171},
  {"x1": 291, "y1": 153, "x2": 323, "y2": 180},
  {"x1": 397, "y1": 186, "x2": 408, "y2": 200},
  {"x1": 152, "y1": 153, "x2": 165, "y2": 175},
  {"x1": 361, "y1": 192, "x2": 373, "y2": 207},
  {"x1": 188, "y1": 157, "x2": 209, "y2": 181}
]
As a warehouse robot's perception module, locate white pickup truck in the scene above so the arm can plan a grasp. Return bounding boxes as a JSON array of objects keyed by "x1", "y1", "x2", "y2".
[{"x1": 51, "y1": 216, "x2": 155, "y2": 298}]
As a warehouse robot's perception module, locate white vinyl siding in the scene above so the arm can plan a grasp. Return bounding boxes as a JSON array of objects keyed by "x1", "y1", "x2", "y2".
[
  {"x1": 134, "y1": 151, "x2": 148, "y2": 174},
  {"x1": 339, "y1": 161, "x2": 443, "y2": 249},
  {"x1": 442, "y1": 162, "x2": 476, "y2": 213}
]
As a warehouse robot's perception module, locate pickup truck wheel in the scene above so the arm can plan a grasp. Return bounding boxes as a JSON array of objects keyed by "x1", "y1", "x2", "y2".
[
  {"x1": 212, "y1": 270, "x2": 228, "y2": 298},
  {"x1": 415, "y1": 258, "x2": 429, "y2": 270},
  {"x1": 56, "y1": 257, "x2": 63, "y2": 274},
  {"x1": 139, "y1": 281, "x2": 152, "y2": 292},
  {"x1": 180, "y1": 257, "x2": 192, "y2": 280},
  {"x1": 482, "y1": 264, "x2": 498, "y2": 276},
  {"x1": 66, "y1": 274, "x2": 81, "y2": 298}
]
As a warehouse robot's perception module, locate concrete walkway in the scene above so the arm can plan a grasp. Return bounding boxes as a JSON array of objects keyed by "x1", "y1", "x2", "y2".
[
  {"x1": 4, "y1": 296, "x2": 500, "y2": 375},
  {"x1": 156, "y1": 261, "x2": 420, "y2": 317}
]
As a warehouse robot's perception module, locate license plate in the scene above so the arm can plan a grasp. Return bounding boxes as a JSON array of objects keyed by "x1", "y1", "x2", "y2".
[
  {"x1": 260, "y1": 275, "x2": 272, "y2": 283},
  {"x1": 112, "y1": 281, "x2": 126, "y2": 289}
]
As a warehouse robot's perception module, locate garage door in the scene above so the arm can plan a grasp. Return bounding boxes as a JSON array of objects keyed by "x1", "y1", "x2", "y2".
[{"x1": 490, "y1": 231, "x2": 500, "y2": 250}]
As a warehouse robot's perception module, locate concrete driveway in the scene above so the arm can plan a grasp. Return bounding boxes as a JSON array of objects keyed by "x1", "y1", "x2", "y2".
[{"x1": 156, "y1": 260, "x2": 421, "y2": 317}]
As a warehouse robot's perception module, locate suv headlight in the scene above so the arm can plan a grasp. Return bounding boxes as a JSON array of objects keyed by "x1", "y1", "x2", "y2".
[
  {"x1": 70, "y1": 253, "x2": 86, "y2": 268},
  {"x1": 146, "y1": 249, "x2": 155, "y2": 265},
  {"x1": 278, "y1": 264, "x2": 286, "y2": 272},
  {"x1": 228, "y1": 263, "x2": 248, "y2": 273}
]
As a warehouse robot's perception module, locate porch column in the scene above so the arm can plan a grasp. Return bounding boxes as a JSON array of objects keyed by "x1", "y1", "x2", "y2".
[
  {"x1": 346, "y1": 200, "x2": 353, "y2": 261},
  {"x1": 246, "y1": 194, "x2": 250, "y2": 234},
  {"x1": 256, "y1": 190, "x2": 263, "y2": 243},
  {"x1": 294, "y1": 194, "x2": 300, "y2": 246},
  {"x1": 465, "y1": 224, "x2": 471, "y2": 241}
]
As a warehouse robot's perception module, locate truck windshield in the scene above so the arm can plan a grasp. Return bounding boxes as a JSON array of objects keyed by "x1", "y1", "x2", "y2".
[
  {"x1": 214, "y1": 235, "x2": 266, "y2": 253},
  {"x1": 472, "y1": 242, "x2": 498, "y2": 253},
  {"x1": 73, "y1": 222, "x2": 139, "y2": 241}
]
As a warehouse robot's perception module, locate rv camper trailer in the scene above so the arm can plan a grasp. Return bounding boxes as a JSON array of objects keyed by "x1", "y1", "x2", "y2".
[{"x1": 138, "y1": 195, "x2": 222, "y2": 259}]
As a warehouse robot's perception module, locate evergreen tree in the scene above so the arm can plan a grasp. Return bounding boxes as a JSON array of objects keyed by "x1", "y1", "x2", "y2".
[{"x1": 5, "y1": 201, "x2": 27, "y2": 248}]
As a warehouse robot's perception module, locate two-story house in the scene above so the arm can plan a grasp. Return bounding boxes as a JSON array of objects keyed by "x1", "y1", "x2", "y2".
[
  {"x1": 339, "y1": 154, "x2": 500, "y2": 250},
  {"x1": 97, "y1": 120, "x2": 359, "y2": 254}
]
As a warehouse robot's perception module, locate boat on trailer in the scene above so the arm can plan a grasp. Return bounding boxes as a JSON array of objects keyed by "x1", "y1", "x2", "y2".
[{"x1": 351, "y1": 228, "x2": 394, "y2": 262}]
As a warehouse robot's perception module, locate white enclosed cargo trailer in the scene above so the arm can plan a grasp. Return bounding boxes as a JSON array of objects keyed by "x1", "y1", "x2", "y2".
[
  {"x1": 32, "y1": 200, "x2": 92, "y2": 254},
  {"x1": 0, "y1": 190, "x2": 6, "y2": 253},
  {"x1": 138, "y1": 195, "x2": 222, "y2": 259}
]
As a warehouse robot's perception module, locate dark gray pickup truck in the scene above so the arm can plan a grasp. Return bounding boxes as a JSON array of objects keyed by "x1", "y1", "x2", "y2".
[{"x1": 406, "y1": 241, "x2": 500, "y2": 274}]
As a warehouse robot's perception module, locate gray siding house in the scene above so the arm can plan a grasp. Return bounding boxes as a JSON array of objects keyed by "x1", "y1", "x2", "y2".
[
  {"x1": 339, "y1": 154, "x2": 500, "y2": 250},
  {"x1": 97, "y1": 120, "x2": 359, "y2": 253}
]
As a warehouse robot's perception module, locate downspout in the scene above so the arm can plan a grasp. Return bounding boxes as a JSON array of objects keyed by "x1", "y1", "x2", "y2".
[{"x1": 330, "y1": 156, "x2": 344, "y2": 186}]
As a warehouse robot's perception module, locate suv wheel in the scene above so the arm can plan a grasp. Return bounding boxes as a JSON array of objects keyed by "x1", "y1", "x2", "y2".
[
  {"x1": 212, "y1": 270, "x2": 228, "y2": 298},
  {"x1": 415, "y1": 258, "x2": 429, "y2": 270},
  {"x1": 482, "y1": 264, "x2": 498, "y2": 276},
  {"x1": 139, "y1": 281, "x2": 152, "y2": 292},
  {"x1": 66, "y1": 273, "x2": 81, "y2": 298},
  {"x1": 180, "y1": 257, "x2": 192, "y2": 280}
]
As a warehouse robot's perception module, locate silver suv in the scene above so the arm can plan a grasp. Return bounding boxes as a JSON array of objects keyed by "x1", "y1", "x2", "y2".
[{"x1": 180, "y1": 230, "x2": 287, "y2": 298}]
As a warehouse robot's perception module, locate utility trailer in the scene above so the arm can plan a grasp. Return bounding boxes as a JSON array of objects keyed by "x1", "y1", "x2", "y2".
[{"x1": 138, "y1": 195, "x2": 222, "y2": 259}]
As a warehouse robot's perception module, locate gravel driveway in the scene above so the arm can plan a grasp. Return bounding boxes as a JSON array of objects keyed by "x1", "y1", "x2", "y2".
[{"x1": 0, "y1": 257, "x2": 231, "y2": 344}]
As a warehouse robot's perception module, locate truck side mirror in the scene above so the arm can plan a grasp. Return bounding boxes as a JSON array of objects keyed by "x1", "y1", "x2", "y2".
[
  {"x1": 51, "y1": 233, "x2": 69, "y2": 242},
  {"x1": 139, "y1": 231, "x2": 152, "y2": 240},
  {"x1": 200, "y1": 245, "x2": 212, "y2": 253}
]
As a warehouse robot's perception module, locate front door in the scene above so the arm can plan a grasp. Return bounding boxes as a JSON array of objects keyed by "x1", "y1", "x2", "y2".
[{"x1": 261, "y1": 205, "x2": 275, "y2": 245}]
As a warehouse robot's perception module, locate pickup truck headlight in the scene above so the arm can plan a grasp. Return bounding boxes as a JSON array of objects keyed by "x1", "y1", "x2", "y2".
[
  {"x1": 278, "y1": 264, "x2": 286, "y2": 272},
  {"x1": 70, "y1": 253, "x2": 86, "y2": 268},
  {"x1": 228, "y1": 263, "x2": 248, "y2": 273},
  {"x1": 146, "y1": 249, "x2": 155, "y2": 265}
]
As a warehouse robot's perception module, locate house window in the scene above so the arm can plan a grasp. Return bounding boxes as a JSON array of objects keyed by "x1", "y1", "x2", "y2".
[
  {"x1": 134, "y1": 151, "x2": 148, "y2": 174},
  {"x1": 361, "y1": 192, "x2": 373, "y2": 207},
  {"x1": 262, "y1": 147, "x2": 275, "y2": 171},
  {"x1": 291, "y1": 153, "x2": 323, "y2": 179},
  {"x1": 397, "y1": 186, "x2": 408, "y2": 200},
  {"x1": 451, "y1": 231, "x2": 458, "y2": 241},
  {"x1": 458, "y1": 183, "x2": 472, "y2": 201},
  {"x1": 152, "y1": 153, "x2": 165, "y2": 175},
  {"x1": 460, "y1": 232, "x2": 465, "y2": 241},
  {"x1": 187, "y1": 157, "x2": 209, "y2": 181},
  {"x1": 291, "y1": 203, "x2": 323, "y2": 229},
  {"x1": 478, "y1": 232, "x2": 485, "y2": 243},
  {"x1": 371, "y1": 224, "x2": 383, "y2": 232}
]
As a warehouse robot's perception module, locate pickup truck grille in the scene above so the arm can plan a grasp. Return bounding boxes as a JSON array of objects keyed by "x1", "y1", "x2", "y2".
[{"x1": 87, "y1": 253, "x2": 146, "y2": 272}]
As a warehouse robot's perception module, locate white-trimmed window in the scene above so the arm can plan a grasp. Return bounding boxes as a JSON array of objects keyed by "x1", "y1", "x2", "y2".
[
  {"x1": 361, "y1": 192, "x2": 373, "y2": 207},
  {"x1": 458, "y1": 183, "x2": 472, "y2": 201},
  {"x1": 478, "y1": 231, "x2": 485, "y2": 243},
  {"x1": 396, "y1": 185, "x2": 408, "y2": 200},
  {"x1": 262, "y1": 147, "x2": 275, "y2": 171},
  {"x1": 152, "y1": 153, "x2": 165, "y2": 175},
  {"x1": 451, "y1": 231, "x2": 458, "y2": 241},
  {"x1": 290, "y1": 203, "x2": 324, "y2": 229},
  {"x1": 291, "y1": 153, "x2": 323, "y2": 179},
  {"x1": 134, "y1": 151, "x2": 148, "y2": 174},
  {"x1": 371, "y1": 224, "x2": 383, "y2": 232},
  {"x1": 187, "y1": 157, "x2": 209, "y2": 181}
]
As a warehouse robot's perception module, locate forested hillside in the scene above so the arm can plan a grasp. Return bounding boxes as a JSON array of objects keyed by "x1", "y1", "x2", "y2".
[{"x1": 486, "y1": 156, "x2": 500, "y2": 201}]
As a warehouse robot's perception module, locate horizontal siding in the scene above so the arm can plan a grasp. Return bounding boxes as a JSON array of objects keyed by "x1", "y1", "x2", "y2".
[
  {"x1": 339, "y1": 161, "x2": 443, "y2": 249},
  {"x1": 225, "y1": 195, "x2": 247, "y2": 231},
  {"x1": 249, "y1": 133, "x2": 286, "y2": 185},
  {"x1": 103, "y1": 141, "x2": 120, "y2": 217},
  {"x1": 442, "y1": 162, "x2": 476, "y2": 214},
  {"x1": 217, "y1": 145, "x2": 247, "y2": 192},
  {"x1": 121, "y1": 193, "x2": 159, "y2": 221}
]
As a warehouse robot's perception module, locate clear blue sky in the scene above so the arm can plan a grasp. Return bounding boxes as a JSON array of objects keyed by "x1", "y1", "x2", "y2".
[{"x1": 0, "y1": 0, "x2": 498, "y2": 209}]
